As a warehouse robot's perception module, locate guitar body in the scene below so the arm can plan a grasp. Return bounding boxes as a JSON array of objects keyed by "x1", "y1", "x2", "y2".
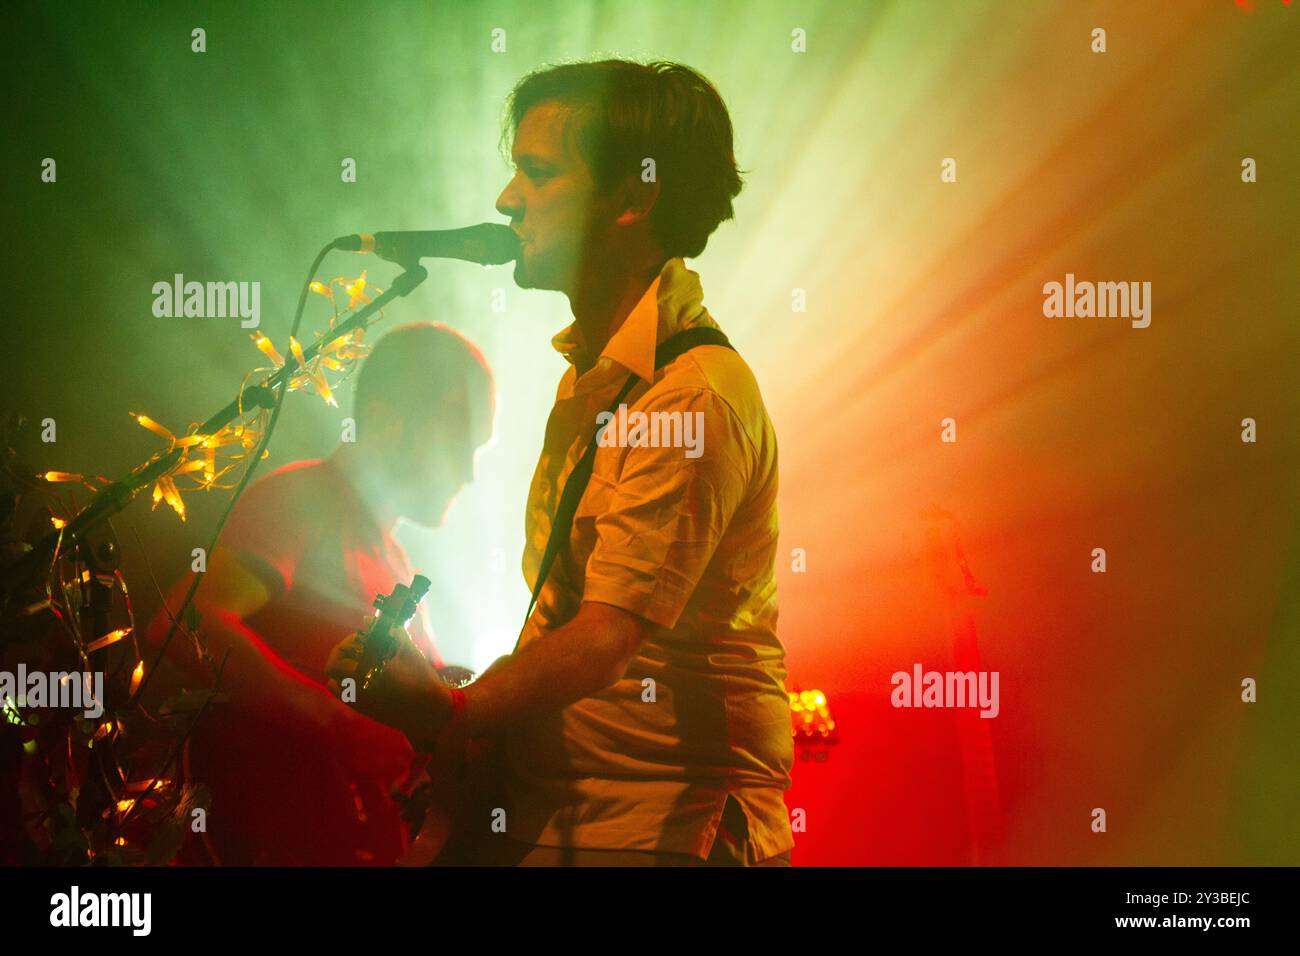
[
  {"x1": 184, "y1": 575, "x2": 436, "y2": 866},
  {"x1": 348, "y1": 583, "x2": 507, "y2": 867},
  {"x1": 183, "y1": 701, "x2": 409, "y2": 865},
  {"x1": 397, "y1": 668, "x2": 506, "y2": 867}
]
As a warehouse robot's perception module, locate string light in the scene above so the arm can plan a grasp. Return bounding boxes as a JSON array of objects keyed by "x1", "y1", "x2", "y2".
[
  {"x1": 39, "y1": 276, "x2": 374, "y2": 534},
  {"x1": 789, "y1": 688, "x2": 838, "y2": 745}
]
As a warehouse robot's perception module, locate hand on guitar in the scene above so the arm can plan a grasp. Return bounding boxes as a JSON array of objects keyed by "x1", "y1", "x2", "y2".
[{"x1": 325, "y1": 624, "x2": 454, "y2": 752}]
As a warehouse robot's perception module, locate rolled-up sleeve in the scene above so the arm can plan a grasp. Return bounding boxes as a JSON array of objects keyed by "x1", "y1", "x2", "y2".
[{"x1": 582, "y1": 387, "x2": 753, "y2": 630}]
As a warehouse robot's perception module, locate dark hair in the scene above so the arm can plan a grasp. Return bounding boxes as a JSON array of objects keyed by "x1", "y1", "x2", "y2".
[
  {"x1": 354, "y1": 321, "x2": 494, "y2": 437},
  {"x1": 503, "y1": 59, "x2": 744, "y2": 259}
]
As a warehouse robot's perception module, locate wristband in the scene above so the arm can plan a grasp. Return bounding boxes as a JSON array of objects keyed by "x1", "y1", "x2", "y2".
[
  {"x1": 447, "y1": 686, "x2": 467, "y2": 731},
  {"x1": 429, "y1": 686, "x2": 467, "y2": 753}
]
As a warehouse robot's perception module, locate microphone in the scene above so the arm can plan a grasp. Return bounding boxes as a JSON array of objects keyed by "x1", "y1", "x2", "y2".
[{"x1": 333, "y1": 223, "x2": 519, "y2": 266}]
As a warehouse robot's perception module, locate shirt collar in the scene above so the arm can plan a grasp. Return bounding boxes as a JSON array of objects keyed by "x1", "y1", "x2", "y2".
[{"x1": 550, "y1": 258, "x2": 718, "y2": 384}]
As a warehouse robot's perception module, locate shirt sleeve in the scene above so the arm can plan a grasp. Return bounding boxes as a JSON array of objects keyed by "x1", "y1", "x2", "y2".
[
  {"x1": 218, "y1": 473, "x2": 307, "y2": 598},
  {"x1": 582, "y1": 386, "x2": 753, "y2": 630}
]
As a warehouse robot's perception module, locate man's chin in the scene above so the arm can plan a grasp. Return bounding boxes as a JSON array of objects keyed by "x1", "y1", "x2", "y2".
[
  {"x1": 401, "y1": 503, "x2": 451, "y2": 530},
  {"x1": 513, "y1": 254, "x2": 571, "y2": 294},
  {"x1": 514, "y1": 259, "x2": 555, "y2": 291}
]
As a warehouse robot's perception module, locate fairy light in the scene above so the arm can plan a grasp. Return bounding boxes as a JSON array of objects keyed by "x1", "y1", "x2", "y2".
[
  {"x1": 250, "y1": 330, "x2": 285, "y2": 367},
  {"x1": 43, "y1": 279, "x2": 375, "y2": 529},
  {"x1": 130, "y1": 412, "x2": 174, "y2": 442},
  {"x1": 344, "y1": 271, "x2": 369, "y2": 309},
  {"x1": 152, "y1": 475, "x2": 185, "y2": 521},
  {"x1": 789, "y1": 688, "x2": 837, "y2": 745},
  {"x1": 84, "y1": 627, "x2": 131, "y2": 654}
]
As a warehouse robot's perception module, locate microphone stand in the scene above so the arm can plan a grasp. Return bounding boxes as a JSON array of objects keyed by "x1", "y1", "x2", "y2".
[
  {"x1": 0, "y1": 254, "x2": 435, "y2": 859},
  {"x1": 4, "y1": 262, "x2": 429, "y2": 594}
]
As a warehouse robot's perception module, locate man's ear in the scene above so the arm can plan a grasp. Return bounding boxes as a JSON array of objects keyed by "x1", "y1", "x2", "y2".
[
  {"x1": 614, "y1": 174, "x2": 661, "y2": 226},
  {"x1": 358, "y1": 399, "x2": 405, "y2": 448}
]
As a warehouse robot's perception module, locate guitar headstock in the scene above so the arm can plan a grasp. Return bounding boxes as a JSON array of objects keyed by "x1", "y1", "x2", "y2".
[
  {"x1": 371, "y1": 574, "x2": 431, "y2": 623},
  {"x1": 357, "y1": 574, "x2": 431, "y2": 690}
]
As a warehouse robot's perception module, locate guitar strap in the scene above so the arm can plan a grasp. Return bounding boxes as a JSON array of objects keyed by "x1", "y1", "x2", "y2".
[{"x1": 515, "y1": 325, "x2": 736, "y2": 648}]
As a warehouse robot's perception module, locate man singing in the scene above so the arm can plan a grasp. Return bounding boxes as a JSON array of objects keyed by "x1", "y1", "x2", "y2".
[{"x1": 330, "y1": 59, "x2": 792, "y2": 866}]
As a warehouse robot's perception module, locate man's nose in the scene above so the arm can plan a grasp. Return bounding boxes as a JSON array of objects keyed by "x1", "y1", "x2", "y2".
[{"x1": 495, "y1": 174, "x2": 522, "y2": 220}]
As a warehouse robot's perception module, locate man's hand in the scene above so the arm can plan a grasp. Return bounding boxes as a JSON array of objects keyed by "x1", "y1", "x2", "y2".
[{"x1": 325, "y1": 626, "x2": 453, "y2": 751}]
